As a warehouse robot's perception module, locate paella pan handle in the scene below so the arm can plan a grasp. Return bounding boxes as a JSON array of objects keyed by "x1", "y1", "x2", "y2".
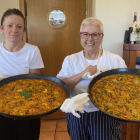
[
  {"x1": 82, "y1": 69, "x2": 102, "y2": 79},
  {"x1": 90, "y1": 69, "x2": 102, "y2": 78}
]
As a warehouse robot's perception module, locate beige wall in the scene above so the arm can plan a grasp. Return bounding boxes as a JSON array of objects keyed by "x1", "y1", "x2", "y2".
[
  {"x1": 0, "y1": 0, "x2": 19, "y2": 42},
  {"x1": 93, "y1": 0, "x2": 140, "y2": 57}
]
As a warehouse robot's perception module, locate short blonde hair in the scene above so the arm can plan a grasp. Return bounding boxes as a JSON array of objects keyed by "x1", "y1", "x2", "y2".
[{"x1": 80, "y1": 17, "x2": 104, "y2": 33}]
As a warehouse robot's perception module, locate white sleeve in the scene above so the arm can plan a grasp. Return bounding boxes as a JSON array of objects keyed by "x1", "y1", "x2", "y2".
[
  {"x1": 56, "y1": 56, "x2": 74, "y2": 80},
  {"x1": 30, "y1": 47, "x2": 44, "y2": 69},
  {"x1": 113, "y1": 55, "x2": 127, "y2": 69}
]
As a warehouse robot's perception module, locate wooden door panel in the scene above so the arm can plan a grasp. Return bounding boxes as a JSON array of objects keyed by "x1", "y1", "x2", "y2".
[{"x1": 26, "y1": 0, "x2": 86, "y2": 119}]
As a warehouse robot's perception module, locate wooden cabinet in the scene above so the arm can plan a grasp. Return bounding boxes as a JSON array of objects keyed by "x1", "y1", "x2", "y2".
[
  {"x1": 122, "y1": 44, "x2": 140, "y2": 140},
  {"x1": 123, "y1": 44, "x2": 140, "y2": 68},
  {"x1": 121, "y1": 122, "x2": 139, "y2": 140}
]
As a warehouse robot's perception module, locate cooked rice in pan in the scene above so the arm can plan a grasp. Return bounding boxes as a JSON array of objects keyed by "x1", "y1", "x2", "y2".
[
  {"x1": 91, "y1": 74, "x2": 140, "y2": 120},
  {"x1": 0, "y1": 79, "x2": 66, "y2": 116}
]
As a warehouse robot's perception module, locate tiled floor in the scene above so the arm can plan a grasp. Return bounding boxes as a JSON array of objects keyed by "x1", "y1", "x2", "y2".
[{"x1": 39, "y1": 119, "x2": 71, "y2": 140}]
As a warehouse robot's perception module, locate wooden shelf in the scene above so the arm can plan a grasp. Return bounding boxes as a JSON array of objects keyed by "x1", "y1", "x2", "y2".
[{"x1": 124, "y1": 44, "x2": 140, "y2": 51}]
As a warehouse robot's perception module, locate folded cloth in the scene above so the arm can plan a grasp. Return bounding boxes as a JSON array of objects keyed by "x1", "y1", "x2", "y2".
[
  {"x1": 82, "y1": 69, "x2": 102, "y2": 80},
  {"x1": 60, "y1": 93, "x2": 90, "y2": 118},
  {"x1": 0, "y1": 74, "x2": 5, "y2": 81}
]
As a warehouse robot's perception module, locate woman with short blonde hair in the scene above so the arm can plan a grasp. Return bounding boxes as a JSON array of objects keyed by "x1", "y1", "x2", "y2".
[{"x1": 57, "y1": 17, "x2": 126, "y2": 140}]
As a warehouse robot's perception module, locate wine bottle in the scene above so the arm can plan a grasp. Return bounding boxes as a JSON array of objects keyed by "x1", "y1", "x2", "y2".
[{"x1": 133, "y1": 12, "x2": 137, "y2": 22}]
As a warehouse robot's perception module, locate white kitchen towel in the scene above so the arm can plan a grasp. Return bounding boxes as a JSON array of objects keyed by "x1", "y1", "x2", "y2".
[
  {"x1": 82, "y1": 69, "x2": 102, "y2": 80},
  {"x1": 0, "y1": 74, "x2": 5, "y2": 81},
  {"x1": 60, "y1": 93, "x2": 90, "y2": 118}
]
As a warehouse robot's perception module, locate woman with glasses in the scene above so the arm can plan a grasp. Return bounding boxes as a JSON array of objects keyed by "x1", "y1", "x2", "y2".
[{"x1": 57, "y1": 17, "x2": 127, "y2": 140}]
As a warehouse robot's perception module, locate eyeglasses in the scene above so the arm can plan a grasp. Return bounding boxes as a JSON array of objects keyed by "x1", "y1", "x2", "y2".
[{"x1": 80, "y1": 32, "x2": 103, "y2": 39}]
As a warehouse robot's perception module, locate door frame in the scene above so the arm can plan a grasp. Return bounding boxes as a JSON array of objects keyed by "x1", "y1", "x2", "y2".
[
  {"x1": 19, "y1": 0, "x2": 27, "y2": 42},
  {"x1": 87, "y1": 0, "x2": 92, "y2": 17}
]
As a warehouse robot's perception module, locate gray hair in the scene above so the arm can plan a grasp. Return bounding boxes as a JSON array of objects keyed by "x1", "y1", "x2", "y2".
[{"x1": 80, "y1": 17, "x2": 104, "y2": 33}]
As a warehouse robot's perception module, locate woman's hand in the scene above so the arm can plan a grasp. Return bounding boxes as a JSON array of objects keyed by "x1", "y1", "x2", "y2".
[
  {"x1": 81, "y1": 65, "x2": 97, "y2": 76},
  {"x1": 63, "y1": 65, "x2": 97, "y2": 90}
]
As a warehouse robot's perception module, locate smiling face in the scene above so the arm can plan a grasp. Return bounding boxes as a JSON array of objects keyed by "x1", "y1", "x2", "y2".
[
  {"x1": 80, "y1": 25, "x2": 104, "y2": 53},
  {"x1": 0, "y1": 14, "x2": 25, "y2": 43}
]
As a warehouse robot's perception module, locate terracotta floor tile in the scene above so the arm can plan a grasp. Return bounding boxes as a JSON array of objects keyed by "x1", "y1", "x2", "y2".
[
  {"x1": 56, "y1": 120, "x2": 67, "y2": 132},
  {"x1": 39, "y1": 132, "x2": 55, "y2": 140},
  {"x1": 55, "y1": 132, "x2": 71, "y2": 140},
  {"x1": 40, "y1": 120, "x2": 57, "y2": 132}
]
